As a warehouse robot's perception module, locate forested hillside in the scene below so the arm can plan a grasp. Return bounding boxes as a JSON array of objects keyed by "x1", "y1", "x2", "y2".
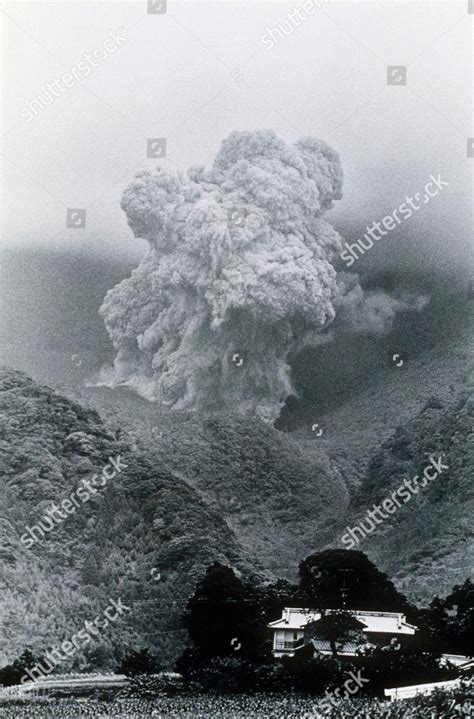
[
  {"x1": 0, "y1": 369, "x2": 263, "y2": 667},
  {"x1": 352, "y1": 387, "x2": 474, "y2": 602},
  {"x1": 0, "y1": 369, "x2": 346, "y2": 667},
  {"x1": 1, "y1": 341, "x2": 472, "y2": 667}
]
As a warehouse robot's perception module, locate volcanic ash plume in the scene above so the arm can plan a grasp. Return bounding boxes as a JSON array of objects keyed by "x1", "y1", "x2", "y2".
[{"x1": 98, "y1": 130, "x2": 423, "y2": 421}]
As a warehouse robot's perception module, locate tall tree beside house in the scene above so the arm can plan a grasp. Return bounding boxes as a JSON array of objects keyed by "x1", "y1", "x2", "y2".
[
  {"x1": 178, "y1": 569, "x2": 306, "y2": 678},
  {"x1": 421, "y1": 580, "x2": 474, "y2": 656},
  {"x1": 180, "y1": 562, "x2": 267, "y2": 663},
  {"x1": 259, "y1": 578, "x2": 304, "y2": 623},
  {"x1": 444, "y1": 579, "x2": 474, "y2": 656},
  {"x1": 299, "y1": 549, "x2": 412, "y2": 613}
]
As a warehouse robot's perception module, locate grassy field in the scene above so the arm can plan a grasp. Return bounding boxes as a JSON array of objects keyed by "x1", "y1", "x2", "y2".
[{"x1": 0, "y1": 693, "x2": 471, "y2": 718}]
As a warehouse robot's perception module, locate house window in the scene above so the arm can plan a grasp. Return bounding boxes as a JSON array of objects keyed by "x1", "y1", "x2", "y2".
[{"x1": 293, "y1": 632, "x2": 298, "y2": 640}]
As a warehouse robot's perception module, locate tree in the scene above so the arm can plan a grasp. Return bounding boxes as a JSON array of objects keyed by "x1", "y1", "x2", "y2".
[
  {"x1": 445, "y1": 580, "x2": 474, "y2": 656},
  {"x1": 0, "y1": 649, "x2": 39, "y2": 686},
  {"x1": 180, "y1": 562, "x2": 266, "y2": 664},
  {"x1": 423, "y1": 580, "x2": 474, "y2": 655},
  {"x1": 299, "y1": 549, "x2": 412, "y2": 613},
  {"x1": 362, "y1": 645, "x2": 454, "y2": 696},
  {"x1": 307, "y1": 610, "x2": 366, "y2": 658},
  {"x1": 259, "y1": 578, "x2": 302, "y2": 621},
  {"x1": 116, "y1": 648, "x2": 161, "y2": 676},
  {"x1": 81, "y1": 551, "x2": 101, "y2": 586}
]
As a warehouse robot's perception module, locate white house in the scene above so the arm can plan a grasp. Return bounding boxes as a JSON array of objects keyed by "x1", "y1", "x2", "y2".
[{"x1": 268, "y1": 607, "x2": 418, "y2": 658}]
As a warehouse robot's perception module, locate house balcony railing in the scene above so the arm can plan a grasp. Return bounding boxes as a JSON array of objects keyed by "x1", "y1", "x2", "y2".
[{"x1": 275, "y1": 639, "x2": 305, "y2": 650}]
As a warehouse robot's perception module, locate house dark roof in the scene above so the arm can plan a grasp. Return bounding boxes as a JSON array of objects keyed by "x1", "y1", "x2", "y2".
[{"x1": 309, "y1": 639, "x2": 362, "y2": 655}]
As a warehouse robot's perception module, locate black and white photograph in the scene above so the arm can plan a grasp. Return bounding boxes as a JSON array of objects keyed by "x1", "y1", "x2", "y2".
[{"x1": 1, "y1": 0, "x2": 473, "y2": 716}]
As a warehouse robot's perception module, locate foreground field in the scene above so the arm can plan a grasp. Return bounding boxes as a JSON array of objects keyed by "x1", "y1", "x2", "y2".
[{"x1": 0, "y1": 693, "x2": 472, "y2": 719}]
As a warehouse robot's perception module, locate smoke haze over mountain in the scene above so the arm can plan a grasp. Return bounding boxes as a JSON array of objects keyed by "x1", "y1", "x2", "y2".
[
  {"x1": 3, "y1": 1, "x2": 471, "y2": 278},
  {"x1": 1, "y1": 0, "x2": 471, "y2": 422}
]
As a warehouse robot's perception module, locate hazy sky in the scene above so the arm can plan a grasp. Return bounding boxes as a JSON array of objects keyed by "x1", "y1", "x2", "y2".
[{"x1": 2, "y1": 0, "x2": 472, "y2": 274}]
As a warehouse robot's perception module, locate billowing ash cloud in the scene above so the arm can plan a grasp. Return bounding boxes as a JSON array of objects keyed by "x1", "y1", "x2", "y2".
[
  {"x1": 335, "y1": 273, "x2": 429, "y2": 336},
  {"x1": 98, "y1": 130, "x2": 426, "y2": 422}
]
